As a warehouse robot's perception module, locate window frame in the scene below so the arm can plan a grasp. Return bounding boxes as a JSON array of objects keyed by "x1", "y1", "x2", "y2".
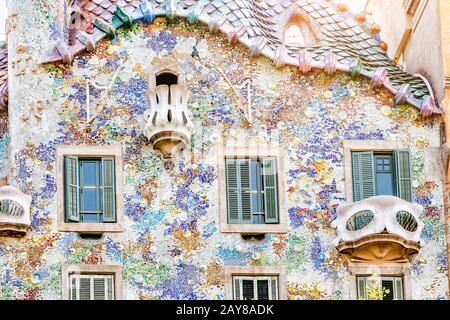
[
  {"x1": 356, "y1": 275, "x2": 404, "y2": 300},
  {"x1": 218, "y1": 143, "x2": 287, "y2": 234},
  {"x1": 69, "y1": 274, "x2": 115, "y2": 300},
  {"x1": 373, "y1": 152, "x2": 396, "y2": 197},
  {"x1": 343, "y1": 140, "x2": 412, "y2": 203},
  {"x1": 225, "y1": 157, "x2": 279, "y2": 225},
  {"x1": 224, "y1": 266, "x2": 287, "y2": 300},
  {"x1": 348, "y1": 262, "x2": 411, "y2": 300},
  {"x1": 233, "y1": 275, "x2": 279, "y2": 300},
  {"x1": 78, "y1": 158, "x2": 103, "y2": 222},
  {"x1": 57, "y1": 146, "x2": 123, "y2": 233},
  {"x1": 62, "y1": 264, "x2": 122, "y2": 300}
]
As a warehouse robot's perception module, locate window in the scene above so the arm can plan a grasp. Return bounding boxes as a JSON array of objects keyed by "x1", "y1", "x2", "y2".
[
  {"x1": 351, "y1": 150, "x2": 412, "y2": 202},
  {"x1": 69, "y1": 274, "x2": 115, "y2": 300},
  {"x1": 57, "y1": 146, "x2": 123, "y2": 233},
  {"x1": 357, "y1": 276, "x2": 404, "y2": 300},
  {"x1": 64, "y1": 156, "x2": 116, "y2": 223},
  {"x1": 224, "y1": 266, "x2": 286, "y2": 299},
  {"x1": 62, "y1": 264, "x2": 122, "y2": 300},
  {"x1": 225, "y1": 158, "x2": 279, "y2": 225},
  {"x1": 233, "y1": 276, "x2": 278, "y2": 300}
]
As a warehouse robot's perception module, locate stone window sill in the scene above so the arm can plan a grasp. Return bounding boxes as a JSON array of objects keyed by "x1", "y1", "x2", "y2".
[
  {"x1": 58, "y1": 222, "x2": 123, "y2": 233},
  {"x1": 220, "y1": 222, "x2": 287, "y2": 234}
]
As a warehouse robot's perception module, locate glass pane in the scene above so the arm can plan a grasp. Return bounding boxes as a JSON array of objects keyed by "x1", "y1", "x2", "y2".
[
  {"x1": 252, "y1": 213, "x2": 265, "y2": 224},
  {"x1": 376, "y1": 173, "x2": 394, "y2": 196},
  {"x1": 257, "y1": 280, "x2": 269, "y2": 300},
  {"x1": 242, "y1": 280, "x2": 255, "y2": 300},
  {"x1": 82, "y1": 188, "x2": 98, "y2": 211},
  {"x1": 81, "y1": 162, "x2": 97, "y2": 186},
  {"x1": 381, "y1": 280, "x2": 394, "y2": 300},
  {"x1": 81, "y1": 213, "x2": 100, "y2": 222}
]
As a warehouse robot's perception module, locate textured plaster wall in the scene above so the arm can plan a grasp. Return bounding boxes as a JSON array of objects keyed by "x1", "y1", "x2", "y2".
[
  {"x1": 368, "y1": 0, "x2": 445, "y2": 103},
  {"x1": 403, "y1": 0, "x2": 444, "y2": 103},
  {"x1": 0, "y1": 0, "x2": 448, "y2": 300}
]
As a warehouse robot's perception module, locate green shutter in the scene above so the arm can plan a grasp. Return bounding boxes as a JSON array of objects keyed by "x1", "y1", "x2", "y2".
[
  {"x1": 357, "y1": 277, "x2": 367, "y2": 300},
  {"x1": 102, "y1": 157, "x2": 116, "y2": 222},
  {"x1": 64, "y1": 156, "x2": 80, "y2": 222},
  {"x1": 352, "y1": 151, "x2": 375, "y2": 201},
  {"x1": 226, "y1": 159, "x2": 240, "y2": 223},
  {"x1": 226, "y1": 159, "x2": 253, "y2": 224},
  {"x1": 395, "y1": 149, "x2": 413, "y2": 202},
  {"x1": 233, "y1": 277, "x2": 242, "y2": 300},
  {"x1": 262, "y1": 158, "x2": 279, "y2": 223},
  {"x1": 238, "y1": 159, "x2": 252, "y2": 223}
]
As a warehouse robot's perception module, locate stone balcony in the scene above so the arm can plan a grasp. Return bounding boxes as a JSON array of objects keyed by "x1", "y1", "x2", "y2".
[
  {"x1": 331, "y1": 196, "x2": 424, "y2": 262},
  {"x1": 144, "y1": 84, "x2": 194, "y2": 158},
  {"x1": 0, "y1": 186, "x2": 32, "y2": 237}
]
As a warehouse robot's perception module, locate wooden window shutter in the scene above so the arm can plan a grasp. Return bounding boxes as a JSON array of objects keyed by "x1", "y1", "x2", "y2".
[
  {"x1": 395, "y1": 149, "x2": 413, "y2": 202},
  {"x1": 64, "y1": 156, "x2": 80, "y2": 222},
  {"x1": 238, "y1": 159, "x2": 252, "y2": 223},
  {"x1": 270, "y1": 276, "x2": 278, "y2": 300},
  {"x1": 79, "y1": 276, "x2": 92, "y2": 300},
  {"x1": 357, "y1": 277, "x2": 367, "y2": 300},
  {"x1": 93, "y1": 275, "x2": 114, "y2": 300},
  {"x1": 226, "y1": 159, "x2": 240, "y2": 223},
  {"x1": 107, "y1": 275, "x2": 114, "y2": 300},
  {"x1": 93, "y1": 276, "x2": 107, "y2": 300},
  {"x1": 394, "y1": 278, "x2": 404, "y2": 300},
  {"x1": 262, "y1": 158, "x2": 279, "y2": 223},
  {"x1": 352, "y1": 152, "x2": 375, "y2": 201},
  {"x1": 69, "y1": 275, "x2": 77, "y2": 300},
  {"x1": 102, "y1": 157, "x2": 116, "y2": 222},
  {"x1": 233, "y1": 277, "x2": 242, "y2": 300}
]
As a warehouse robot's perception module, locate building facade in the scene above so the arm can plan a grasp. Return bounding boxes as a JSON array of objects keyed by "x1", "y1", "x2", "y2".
[
  {"x1": 364, "y1": 0, "x2": 450, "y2": 291},
  {"x1": 0, "y1": 0, "x2": 448, "y2": 300}
]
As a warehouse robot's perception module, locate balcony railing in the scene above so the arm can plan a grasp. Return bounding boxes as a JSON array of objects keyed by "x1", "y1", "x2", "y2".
[
  {"x1": 144, "y1": 84, "x2": 194, "y2": 158},
  {"x1": 331, "y1": 196, "x2": 424, "y2": 262},
  {"x1": 0, "y1": 186, "x2": 32, "y2": 237}
]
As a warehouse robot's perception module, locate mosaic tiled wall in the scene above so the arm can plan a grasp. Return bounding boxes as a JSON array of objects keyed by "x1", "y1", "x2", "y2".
[{"x1": 0, "y1": 0, "x2": 448, "y2": 300}]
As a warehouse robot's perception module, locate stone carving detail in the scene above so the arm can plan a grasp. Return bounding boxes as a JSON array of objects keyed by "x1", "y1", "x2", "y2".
[
  {"x1": 144, "y1": 57, "x2": 194, "y2": 158},
  {"x1": 144, "y1": 84, "x2": 194, "y2": 158},
  {"x1": 332, "y1": 196, "x2": 424, "y2": 246},
  {"x1": 331, "y1": 196, "x2": 424, "y2": 262},
  {"x1": 0, "y1": 186, "x2": 32, "y2": 237}
]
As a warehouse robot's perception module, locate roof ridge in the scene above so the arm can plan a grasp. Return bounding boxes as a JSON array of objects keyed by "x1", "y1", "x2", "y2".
[{"x1": 5, "y1": 0, "x2": 443, "y2": 116}]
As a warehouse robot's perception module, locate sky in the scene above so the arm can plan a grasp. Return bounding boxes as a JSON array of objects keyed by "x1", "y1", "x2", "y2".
[{"x1": 0, "y1": 0, "x2": 6, "y2": 42}]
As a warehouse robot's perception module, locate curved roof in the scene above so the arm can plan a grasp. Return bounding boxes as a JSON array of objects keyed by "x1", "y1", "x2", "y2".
[{"x1": 5, "y1": 0, "x2": 444, "y2": 116}]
